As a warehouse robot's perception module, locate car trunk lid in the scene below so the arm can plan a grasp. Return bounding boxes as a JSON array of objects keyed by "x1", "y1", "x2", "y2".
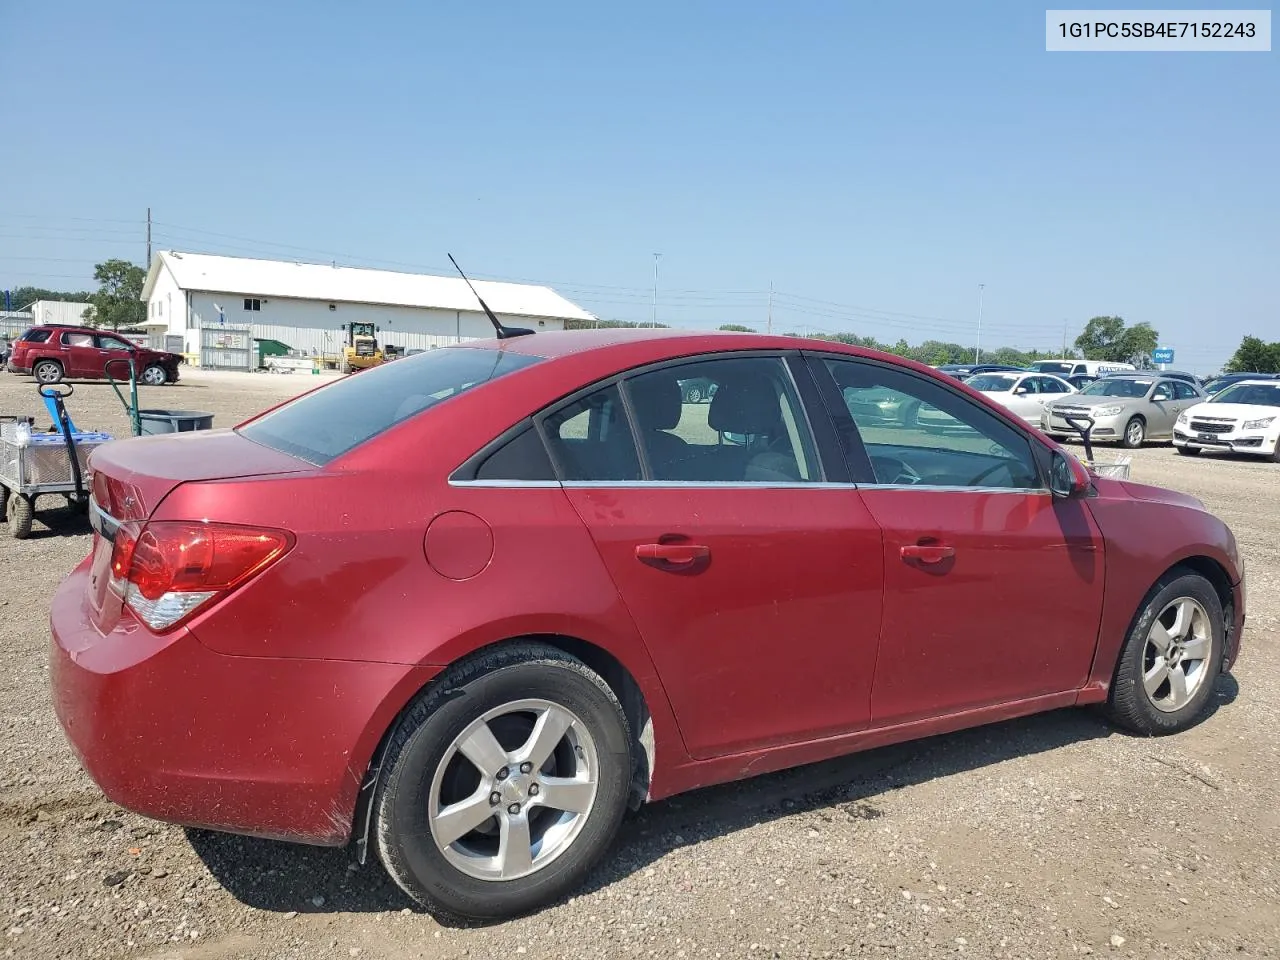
[{"x1": 85, "y1": 429, "x2": 312, "y2": 634}]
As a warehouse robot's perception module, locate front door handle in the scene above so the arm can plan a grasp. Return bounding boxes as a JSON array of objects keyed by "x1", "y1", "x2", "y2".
[
  {"x1": 636, "y1": 542, "x2": 710, "y2": 566},
  {"x1": 901, "y1": 542, "x2": 955, "y2": 564}
]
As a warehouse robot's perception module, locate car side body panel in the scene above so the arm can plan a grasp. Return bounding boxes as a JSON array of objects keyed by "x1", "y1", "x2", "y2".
[{"x1": 1079, "y1": 478, "x2": 1246, "y2": 699}]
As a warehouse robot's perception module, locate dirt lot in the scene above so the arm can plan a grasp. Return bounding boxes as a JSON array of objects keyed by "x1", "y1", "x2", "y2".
[{"x1": 2, "y1": 368, "x2": 1278, "y2": 960}]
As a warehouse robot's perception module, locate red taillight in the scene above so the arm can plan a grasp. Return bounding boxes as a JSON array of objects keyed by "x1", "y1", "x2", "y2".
[
  {"x1": 92, "y1": 472, "x2": 148, "y2": 522},
  {"x1": 109, "y1": 521, "x2": 292, "y2": 631}
]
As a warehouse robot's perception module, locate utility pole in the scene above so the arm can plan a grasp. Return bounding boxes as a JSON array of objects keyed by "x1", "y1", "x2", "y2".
[
  {"x1": 146, "y1": 207, "x2": 152, "y2": 266},
  {"x1": 974, "y1": 283, "x2": 985, "y2": 363},
  {"x1": 651, "y1": 253, "x2": 662, "y2": 328},
  {"x1": 1061, "y1": 318, "x2": 1068, "y2": 358},
  {"x1": 767, "y1": 281, "x2": 773, "y2": 335}
]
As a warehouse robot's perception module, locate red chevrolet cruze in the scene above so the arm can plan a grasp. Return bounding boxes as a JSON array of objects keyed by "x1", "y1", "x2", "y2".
[{"x1": 50, "y1": 330, "x2": 1246, "y2": 922}]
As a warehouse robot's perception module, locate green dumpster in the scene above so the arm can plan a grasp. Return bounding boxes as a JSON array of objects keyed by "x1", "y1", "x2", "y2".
[{"x1": 255, "y1": 338, "x2": 292, "y2": 369}]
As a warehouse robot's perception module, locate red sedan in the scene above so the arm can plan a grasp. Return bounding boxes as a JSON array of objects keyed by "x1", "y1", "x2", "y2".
[{"x1": 50, "y1": 329, "x2": 1246, "y2": 922}]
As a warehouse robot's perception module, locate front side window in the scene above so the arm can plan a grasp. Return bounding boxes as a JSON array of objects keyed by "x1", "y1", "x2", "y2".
[
  {"x1": 623, "y1": 356, "x2": 818, "y2": 482},
  {"x1": 240, "y1": 346, "x2": 542, "y2": 465},
  {"x1": 823, "y1": 358, "x2": 1041, "y2": 490},
  {"x1": 1036, "y1": 376, "x2": 1070, "y2": 394},
  {"x1": 96, "y1": 335, "x2": 132, "y2": 351},
  {"x1": 1152, "y1": 382, "x2": 1175, "y2": 401},
  {"x1": 1173, "y1": 381, "x2": 1200, "y2": 400}
]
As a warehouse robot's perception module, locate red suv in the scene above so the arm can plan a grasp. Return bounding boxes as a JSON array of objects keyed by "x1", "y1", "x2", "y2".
[
  {"x1": 50, "y1": 330, "x2": 1245, "y2": 923},
  {"x1": 7, "y1": 324, "x2": 181, "y2": 385}
]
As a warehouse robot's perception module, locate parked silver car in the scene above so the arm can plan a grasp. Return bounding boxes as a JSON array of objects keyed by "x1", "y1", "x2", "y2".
[{"x1": 1042, "y1": 374, "x2": 1206, "y2": 448}]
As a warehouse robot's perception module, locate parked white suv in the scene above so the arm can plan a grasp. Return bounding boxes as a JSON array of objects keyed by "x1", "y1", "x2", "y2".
[{"x1": 1173, "y1": 379, "x2": 1280, "y2": 461}]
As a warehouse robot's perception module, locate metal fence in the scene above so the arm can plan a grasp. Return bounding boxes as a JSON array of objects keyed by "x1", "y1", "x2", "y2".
[
  {"x1": 0, "y1": 311, "x2": 33, "y2": 341},
  {"x1": 199, "y1": 324, "x2": 254, "y2": 371}
]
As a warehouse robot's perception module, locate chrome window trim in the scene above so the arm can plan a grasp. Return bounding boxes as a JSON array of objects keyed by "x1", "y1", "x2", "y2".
[
  {"x1": 447, "y1": 478, "x2": 1048, "y2": 494},
  {"x1": 856, "y1": 483, "x2": 1048, "y2": 495}
]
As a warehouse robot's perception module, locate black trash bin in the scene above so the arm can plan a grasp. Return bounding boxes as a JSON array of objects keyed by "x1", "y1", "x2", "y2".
[{"x1": 137, "y1": 410, "x2": 216, "y2": 435}]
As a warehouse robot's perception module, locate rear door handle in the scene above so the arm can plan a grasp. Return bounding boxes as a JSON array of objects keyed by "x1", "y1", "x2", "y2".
[
  {"x1": 901, "y1": 542, "x2": 955, "y2": 564},
  {"x1": 636, "y1": 543, "x2": 710, "y2": 565}
]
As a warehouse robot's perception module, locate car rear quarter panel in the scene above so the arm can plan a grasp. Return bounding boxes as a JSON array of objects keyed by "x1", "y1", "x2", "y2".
[
  {"x1": 154, "y1": 466, "x2": 692, "y2": 799},
  {"x1": 1081, "y1": 478, "x2": 1243, "y2": 697}
]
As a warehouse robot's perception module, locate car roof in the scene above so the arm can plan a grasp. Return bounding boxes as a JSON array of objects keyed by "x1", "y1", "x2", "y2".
[
  {"x1": 481, "y1": 327, "x2": 904, "y2": 365},
  {"x1": 30, "y1": 324, "x2": 98, "y2": 334}
]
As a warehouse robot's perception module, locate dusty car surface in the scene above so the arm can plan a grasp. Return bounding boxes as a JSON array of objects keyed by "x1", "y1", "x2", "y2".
[
  {"x1": 50, "y1": 329, "x2": 1245, "y2": 923},
  {"x1": 1042, "y1": 373, "x2": 1205, "y2": 447}
]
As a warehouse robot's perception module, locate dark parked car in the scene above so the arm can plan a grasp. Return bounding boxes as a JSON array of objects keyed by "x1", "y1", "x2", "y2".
[
  {"x1": 7, "y1": 324, "x2": 182, "y2": 385},
  {"x1": 52, "y1": 329, "x2": 1245, "y2": 923},
  {"x1": 1202, "y1": 372, "x2": 1280, "y2": 397},
  {"x1": 935, "y1": 363, "x2": 1025, "y2": 379},
  {"x1": 677, "y1": 376, "x2": 716, "y2": 403}
]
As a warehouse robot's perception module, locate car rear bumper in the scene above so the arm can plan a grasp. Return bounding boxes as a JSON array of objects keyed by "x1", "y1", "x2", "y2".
[
  {"x1": 1172, "y1": 428, "x2": 1278, "y2": 456},
  {"x1": 50, "y1": 560, "x2": 440, "y2": 845}
]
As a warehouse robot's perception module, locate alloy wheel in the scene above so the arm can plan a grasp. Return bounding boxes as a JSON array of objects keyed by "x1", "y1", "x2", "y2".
[
  {"x1": 1142, "y1": 597, "x2": 1212, "y2": 712},
  {"x1": 428, "y1": 698, "x2": 599, "y2": 882},
  {"x1": 142, "y1": 365, "x2": 167, "y2": 385},
  {"x1": 1126, "y1": 419, "x2": 1145, "y2": 446}
]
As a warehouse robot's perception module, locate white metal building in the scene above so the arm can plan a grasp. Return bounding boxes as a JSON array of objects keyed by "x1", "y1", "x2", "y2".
[
  {"x1": 24, "y1": 300, "x2": 93, "y2": 327},
  {"x1": 139, "y1": 251, "x2": 597, "y2": 359}
]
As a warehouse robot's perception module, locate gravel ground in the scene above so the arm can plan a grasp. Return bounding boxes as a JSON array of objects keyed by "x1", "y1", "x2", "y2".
[{"x1": 2, "y1": 368, "x2": 1278, "y2": 960}]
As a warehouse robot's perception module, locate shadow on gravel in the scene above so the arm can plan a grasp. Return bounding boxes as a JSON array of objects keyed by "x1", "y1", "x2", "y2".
[
  {"x1": 187, "y1": 675, "x2": 1241, "y2": 923},
  {"x1": 5, "y1": 500, "x2": 92, "y2": 540}
]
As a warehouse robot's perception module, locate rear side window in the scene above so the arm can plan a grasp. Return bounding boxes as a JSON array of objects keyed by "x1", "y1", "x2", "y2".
[
  {"x1": 18, "y1": 329, "x2": 52, "y2": 343},
  {"x1": 239, "y1": 346, "x2": 542, "y2": 465}
]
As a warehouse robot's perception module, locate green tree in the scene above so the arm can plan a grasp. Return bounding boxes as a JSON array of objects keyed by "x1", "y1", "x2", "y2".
[
  {"x1": 1074, "y1": 316, "x2": 1160, "y2": 363},
  {"x1": 1224, "y1": 335, "x2": 1280, "y2": 374},
  {"x1": 82, "y1": 260, "x2": 147, "y2": 330},
  {"x1": 718, "y1": 324, "x2": 755, "y2": 332},
  {"x1": 4, "y1": 286, "x2": 95, "y2": 310}
]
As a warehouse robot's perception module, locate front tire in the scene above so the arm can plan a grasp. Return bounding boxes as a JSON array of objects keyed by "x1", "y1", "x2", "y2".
[
  {"x1": 375, "y1": 643, "x2": 631, "y2": 924},
  {"x1": 141, "y1": 364, "x2": 168, "y2": 386},
  {"x1": 1104, "y1": 570, "x2": 1223, "y2": 735},
  {"x1": 1121, "y1": 416, "x2": 1146, "y2": 449}
]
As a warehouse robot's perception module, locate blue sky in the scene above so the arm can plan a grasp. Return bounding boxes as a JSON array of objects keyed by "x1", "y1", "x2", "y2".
[{"x1": 2, "y1": 1, "x2": 1276, "y2": 370}]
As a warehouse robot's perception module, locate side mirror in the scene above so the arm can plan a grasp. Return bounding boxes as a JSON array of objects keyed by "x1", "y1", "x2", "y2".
[
  {"x1": 1049, "y1": 449, "x2": 1090, "y2": 499},
  {"x1": 1013, "y1": 386, "x2": 1028, "y2": 395}
]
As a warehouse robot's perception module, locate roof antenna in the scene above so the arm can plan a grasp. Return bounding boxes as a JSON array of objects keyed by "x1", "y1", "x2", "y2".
[{"x1": 447, "y1": 253, "x2": 534, "y2": 339}]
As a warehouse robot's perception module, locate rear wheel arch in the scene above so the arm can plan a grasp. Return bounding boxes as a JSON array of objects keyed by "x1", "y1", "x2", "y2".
[{"x1": 350, "y1": 634, "x2": 657, "y2": 863}]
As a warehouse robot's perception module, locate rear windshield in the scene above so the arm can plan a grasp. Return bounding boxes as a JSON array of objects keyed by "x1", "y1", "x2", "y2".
[{"x1": 239, "y1": 346, "x2": 542, "y2": 465}]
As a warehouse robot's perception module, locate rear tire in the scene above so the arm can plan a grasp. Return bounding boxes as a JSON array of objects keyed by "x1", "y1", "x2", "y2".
[
  {"x1": 1176, "y1": 445, "x2": 1201, "y2": 457},
  {"x1": 6, "y1": 494, "x2": 33, "y2": 539},
  {"x1": 374, "y1": 643, "x2": 631, "y2": 924},
  {"x1": 1121, "y1": 416, "x2": 1146, "y2": 449},
  {"x1": 33, "y1": 360, "x2": 63, "y2": 384},
  {"x1": 1104, "y1": 570, "x2": 1223, "y2": 735}
]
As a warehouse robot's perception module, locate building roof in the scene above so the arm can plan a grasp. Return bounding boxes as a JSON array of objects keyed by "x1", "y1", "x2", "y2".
[{"x1": 141, "y1": 251, "x2": 596, "y2": 322}]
